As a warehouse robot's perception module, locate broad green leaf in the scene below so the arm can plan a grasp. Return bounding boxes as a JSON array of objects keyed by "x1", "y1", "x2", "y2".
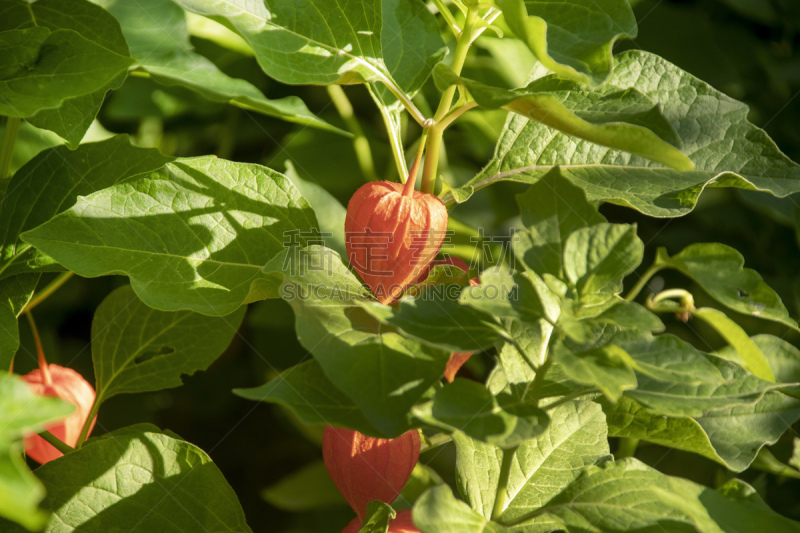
[
  {"x1": 453, "y1": 432, "x2": 503, "y2": 519},
  {"x1": 395, "y1": 463, "x2": 444, "y2": 511},
  {"x1": 21, "y1": 424, "x2": 252, "y2": 532},
  {"x1": 234, "y1": 359, "x2": 381, "y2": 436},
  {"x1": 358, "y1": 291, "x2": 502, "y2": 353},
  {"x1": 284, "y1": 161, "x2": 347, "y2": 258},
  {"x1": 91, "y1": 285, "x2": 245, "y2": 406},
  {"x1": 0, "y1": 120, "x2": 62, "y2": 178},
  {"x1": 443, "y1": 51, "x2": 800, "y2": 217},
  {"x1": 2, "y1": 0, "x2": 131, "y2": 146},
  {"x1": 360, "y1": 501, "x2": 394, "y2": 533},
  {"x1": 173, "y1": 0, "x2": 446, "y2": 96},
  {"x1": 514, "y1": 169, "x2": 605, "y2": 279},
  {"x1": 475, "y1": 36, "x2": 538, "y2": 89},
  {"x1": 693, "y1": 307, "x2": 775, "y2": 381},
  {"x1": 434, "y1": 67, "x2": 690, "y2": 170},
  {"x1": 279, "y1": 249, "x2": 449, "y2": 436},
  {"x1": 96, "y1": 0, "x2": 342, "y2": 134},
  {"x1": 718, "y1": 334, "x2": 800, "y2": 383},
  {"x1": 0, "y1": 443, "x2": 48, "y2": 530},
  {"x1": 513, "y1": 458, "x2": 800, "y2": 532},
  {"x1": 563, "y1": 223, "x2": 643, "y2": 297},
  {"x1": 499, "y1": 401, "x2": 610, "y2": 522},
  {"x1": 553, "y1": 345, "x2": 637, "y2": 403},
  {"x1": 604, "y1": 392, "x2": 800, "y2": 472},
  {"x1": 593, "y1": 299, "x2": 664, "y2": 332},
  {"x1": 461, "y1": 268, "x2": 556, "y2": 325},
  {"x1": 21, "y1": 156, "x2": 318, "y2": 316},
  {"x1": 413, "y1": 379, "x2": 549, "y2": 449},
  {"x1": 0, "y1": 136, "x2": 173, "y2": 279},
  {"x1": 0, "y1": 374, "x2": 74, "y2": 530},
  {"x1": 414, "y1": 485, "x2": 508, "y2": 533},
  {"x1": 496, "y1": 0, "x2": 637, "y2": 85},
  {"x1": 260, "y1": 460, "x2": 345, "y2": 511},
  {"x1": 655, "y1": 243, "x2": 797, "y2": 329},
  {"x1": 0, "y1": 374, "x2": 75, "y2": 444},
  {"x1": 0, "y1": 274, "x2": 39, "y2": 370},
  {"x1": 0, "y1": 27, "x2": 132, "y2": 118}
]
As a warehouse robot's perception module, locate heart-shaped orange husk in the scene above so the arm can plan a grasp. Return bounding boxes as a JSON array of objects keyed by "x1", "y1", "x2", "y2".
[
  {"x1": 323, "y1": 427, "x2": 420, "y2": 521},
  {"x1": 345, "y1": 181, "x2": 448, "y2": 304},
  {"x1": 23, "y1": 364, "x2": 97, "y2": 464}
]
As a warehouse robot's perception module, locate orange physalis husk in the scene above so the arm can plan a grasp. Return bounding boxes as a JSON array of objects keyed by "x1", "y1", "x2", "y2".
[
  {"x1": 323, "y1": 427, "x2": 420, "y2": 520},
  {"x1": 22, "y1": 364, "x2": 97, "y2": 464},
  {"x1": 345, "y1": 158, "x2": 448, "y2": 304},
  {"x1": 342, "y1": 509, "x2": 420, "y2": 533}
]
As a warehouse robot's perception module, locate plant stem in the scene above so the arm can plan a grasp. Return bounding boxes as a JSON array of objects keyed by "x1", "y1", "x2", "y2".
[
  {"x1": 491, "y1": 444, "x2": 519, "y2": 521},
  {"x1": 25, "y1": 312, "x2": 51, "y2": 385},
  {"x1": 616, "y1": 437, "x2": 639, "y2": 459},
  {"x1": 420, "y1": 432, "x2": 452, "y2": 453},
  {"x1": 421, "y1": 5, "x2": 478, "y2": 194},
  {"x1": 403, "y1": 127, "x2": 430, "y2": 196},
  {"x1": 38, "y1": 430, "x2": 74, "y2": 455},
  {"x1": 327, "y1": 85, "x2": 378, "y2": 182},
  {"x1": 0, "y1": 117, "x2": 21, "y2": 180},
  {"x1": 437, "y1": 102, "x2": 478, "y2": 130},
  {"x1": 431, "y1": 0, "x2": 461, "y2": 36},
  {"x1": 24, "y1": 272, "x2": 74, "y2": 314},
  {"x1": 75, "y1": 397, "x2": 100, "y2": 448},
  {"x1": 624, "y1": 264, "x2": 664, "y2": 301}
]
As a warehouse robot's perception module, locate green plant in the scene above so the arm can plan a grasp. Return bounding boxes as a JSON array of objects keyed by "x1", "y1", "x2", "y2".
[{"x1": 2, "y1": 0, "x2": 800, "y2": 531}]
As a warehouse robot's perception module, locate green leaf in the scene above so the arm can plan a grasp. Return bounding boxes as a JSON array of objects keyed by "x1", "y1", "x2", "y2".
[
  {"x1": 434, "y1": 67, "x2": 690, "y2": 170},
  {"x1": 92, "y1": 285, "x2": 245, "y2": 406},
  {"x1": 21, "y1": 156, "x2": 318, "y2": 316},
  {"x1": 593, "y1": 299, "x2": 664, "y2": 332},
  {"x1": 719, "y1": 334, "x2": 800, "y2": 383},
  {"x1": 453, "y1": 432, "x2": 503, "y2": 519},
  {"x1": 512, "y1": 458, "x2": 800, "y2": 532},
  {"x1": 0, "y1": 274, "x2": 39, "y2": 370},
  {"x1": 2, "y1": 0, "x2": 132, "y2": 146},
  {"x1": 444, "y1": 51, "x2": 800, "y2": 217},
  {"x1": 563, "y1": 223, "x2": 643, "y2": 297},
  {"x1": 0, "y1": 136, "x2": 173, "y2": 279},
  {"x1": 414, "y1": 485, "x2": 508, "y2": 533},
  {"x1": 260, "y1": 460, "x2": 345, "y2": 511},
  {"x1": 283, "y1": 161, "x2": 347, "y2": 258},
  {"x1": 279, "y1": 250, "x2": 449, "y2": 436},
  {"x1": 98, "y1": 0, "x2": 342, "y2": 134},
  {"x1": 513, "y1": 169, "x2": 605, "y2": 279},
  {"x1": 357, "y1": 291, "x2": 502, "y2": 353},
  {"x1": 553, "y1": 345, "x2": 637, "y2": 403},
  {"x1": 604, "y1": 392, "x2": 800, "y2": 472},
  {"x1": 0, "y1": 26, "x2": 132, "y2": 118},
  {"x1": 461, "y1": 268, "x2": 556, "y2": 324},
  {"x1": 360, "y1": 501, "x2": 395, "y2": 533},
  {"x1": 395, "y1": 463, "x2": 444, "y2": 511},
  {"x1": 496, "y1": 0, "x2": 637, "y2": 85},
  {"x1": 655, "y1": 243, "x2": 797, "y2": 329},
  {"x1": 413, "y1": 379, "x2": 549, "y2": 449},
  {"x1": 234, "y1": 359, "x2": 381, "y2": 435},
  {"x1": 25, "y1": 424, "x2": 252, "y2": 532},
  {"x1": 173, "y1": 0, "x2": 446, "y2": 96},
  {"x1": 0, "y1": 374, "x2": 75, "y2": 530},
  {"x1": 693, "y1": 307, "x2": 775, "y2": 381}
]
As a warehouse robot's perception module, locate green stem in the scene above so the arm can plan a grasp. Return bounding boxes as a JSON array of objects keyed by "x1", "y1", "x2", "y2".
[
  {"x1": 431, "y1": 0, "x2": 461, "y2": 35},
  {"x1": 624, "y1": 265, "x2": 664, "y2": 301},
  {"x1": 420, "y1": 432, "x2": 452, "y2": 453},
  {"x1": 420, "y1": 5, "x2": 478, "y2": 194},
  {"x1": 491, "y1": 444, "x2": 519, "y2": 521},
  {"x1": 38, "y1": 430, "x2": 74, "y2": 455},
  {"x1": 75, "y1": 398, "x2": 100, "y2": 448},
  {"x1": 25, "y1": 312, "x2": 51, "y2": 385},
  {"x1": 0, "y1": 117, "x2": 21, "y2": 180},
  {"x1": 23, "y1": 272, "x2": 74, "y2": 314},
  {"x1": 327, "y1": 85, "x2": 377, "y2": 182},
  {"x1": 438, "y1": 102, "x2": 478, "y2": 130},
  {"x1": 616, "y1": 437, "x2": 639, "y2": 459},
  {"x1": 529, "y1": 357, "x2": 553, "y2": 405}
]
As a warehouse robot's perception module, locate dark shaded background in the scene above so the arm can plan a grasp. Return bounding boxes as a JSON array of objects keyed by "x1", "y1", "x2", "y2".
[{"x1": 15, "y1": 0, "x2": 800, "y2": 530}]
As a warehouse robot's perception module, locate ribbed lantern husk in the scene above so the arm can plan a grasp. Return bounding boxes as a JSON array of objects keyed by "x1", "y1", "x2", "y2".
[
  {"x1": 23, "y1": 364, "x2": 97, "y2": 464},
  {"x1": 342, "y1": 509, "x2": 420, "y2": 532},
  {"x1": 345, "y1": 181, "x2": 448, "y2": 304},
  {"x1": 323, "y1": 427, "x2": 420, "y2": 521}
]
